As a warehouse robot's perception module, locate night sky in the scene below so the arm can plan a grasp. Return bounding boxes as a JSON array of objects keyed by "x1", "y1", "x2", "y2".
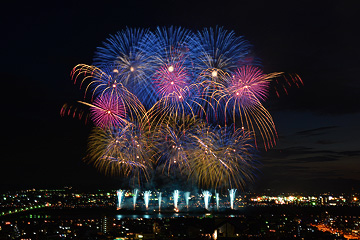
[{"x1": 2, "y1": 1, "x2": 359, "y2": 193}]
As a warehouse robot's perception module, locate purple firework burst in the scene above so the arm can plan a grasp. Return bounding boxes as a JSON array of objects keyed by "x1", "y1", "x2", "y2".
[
  {"x1": 227, "y1": 66, "x2": 270, "y2": 104},
  {"x1": 153, "y1": 62, "x2": 190, "y2": 101},
  {"x1": 90, "y1": 94, "x2": 127, "y2": 128}
]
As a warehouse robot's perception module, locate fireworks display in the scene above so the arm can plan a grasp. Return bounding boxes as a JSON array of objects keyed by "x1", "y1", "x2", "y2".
[{"x1": 62, "y1": 26, "x2": 302, "y2": 191}]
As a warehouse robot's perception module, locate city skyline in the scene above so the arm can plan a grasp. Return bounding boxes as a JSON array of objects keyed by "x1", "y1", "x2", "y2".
[{"x1": 2, "y1": 1, "x2": 359, "y2": 193}]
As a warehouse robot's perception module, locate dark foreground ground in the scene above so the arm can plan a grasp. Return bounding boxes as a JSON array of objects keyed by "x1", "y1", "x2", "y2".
[{"x1": 1, "y1": 206, "x2": 359, "y2": 239}]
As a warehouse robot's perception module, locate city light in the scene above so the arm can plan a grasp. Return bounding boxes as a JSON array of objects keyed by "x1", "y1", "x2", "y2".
[{"x1": 1, "y1": 188, "x2": 359, "y2": 239}]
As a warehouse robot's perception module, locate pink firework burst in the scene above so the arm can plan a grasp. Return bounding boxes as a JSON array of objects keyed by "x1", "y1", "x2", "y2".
[
  {"x1": 227, "y1": 66, "x2": 270, "y2": 104},
  {"x1": 153, "y1": 63, "x2": 190, "y2": 100},
  {"x1": 90, "y1": 94, "x2": 126, "y2": 128}
]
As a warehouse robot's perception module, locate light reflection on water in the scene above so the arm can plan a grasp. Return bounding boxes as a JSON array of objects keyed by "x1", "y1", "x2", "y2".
[
  {"x1": 116, "y1": 214, "x2": 153, "y2": 220},
  {"x1": 116, "y1": 214, "x2": 149, "y2": 220},
  {"x1": 115, "y1": 212, "x2": 237, "y2": 220},
  {"x1": 116, "y1": 213, "x2": 198, "y2": 220}
]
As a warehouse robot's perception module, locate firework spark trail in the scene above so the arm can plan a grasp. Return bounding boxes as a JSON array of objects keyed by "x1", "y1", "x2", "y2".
[
  {"x1": 194, "y1": 68, "x2": 230, "y2": 123},
  {"x1": 71, "y1": 64, "x2": 148, "y2": 123},
  {"x1": 144, "y1": 190, "x2": 151, "y2": 210},
  {"x1": 93, "y1": 28, "x2": 157, "y2": 108},
  {"x1": 139, "y1": 26, "x2": 198, "y2": 68},
  {"x1": 86, "y1": 124, "x2": 154, "y2": 186},
  {"x1": 153, "y1": 62, "x2": 190, "y2": 99},
  {"x1": 211, "y1": 66, "x2": 283, "y2": 149},
  {"x1": 83, "y1": 93, "x2": 127, "y2": 128},
  {"x1": 146, "y1": 61, "x2": 210, "y2": 124},
  {"x1": 225, "y1": 66, "x2": 272, "y2": 102},
  {"x1": 193, "y1": 27, "x2": 255, "y2": 74},
  {"x1": 173, "y1": 190, "x2": 180, "y2": 209},
  {"x1": 189, "y1": 126, "x2": 257, "y2": 190},
  {"x1": 93, "y1": 28, "x2": 149, "y2": 69},
  {"x1": 60, "y1": 102, "x2": 90, "y2": 123},
  {"x1": 203, "y1": 190, "x2": 212, "y2": 210},
  {"x1": 116, "y1": 190, "x2": 124, "y2": 210},
  {"x1": 158, "y1": 192, "x2": 162, "y2": 211},
  {"x1": 229, "y1": 189, "x2": 237, "y2": 209},
  {"x1": 184, "y1": 192, "x2": 190, "y2": 208},
  {"x1": 152, "y1": 115, "x2": 204, "y2": 175},
  {"x1": 133, "y1": 189, "x2": 139, "y2": 210}
]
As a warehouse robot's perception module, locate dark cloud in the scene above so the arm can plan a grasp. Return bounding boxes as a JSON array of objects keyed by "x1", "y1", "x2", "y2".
[
  {"x1": 316, "y1": 140, "x2": 337, "y2": 145},
  {"x1": 296, "y1": 126, "x2": 338, "y2": 136},
  {"x1": 291, "y1": 156, "x2": 339, "y2": 163},
  {"x1": 261, "y1": 143, "x2": 360, "y2": 163},
  {"x1": 254, "y1": 163, "x2": 357, "y2": 194},
  {"x1": 338, "y1": 151, "x2": 360, "y2": 157},
  {"x1": 254, "y1": 176, "x2": 360, "y2": 194},
  {"x1": 261, "y1": 146, "x2": 336, "y2": 161},
  {"x1": 260, "y1": 165, "x2": 310, "y2": 172}
]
